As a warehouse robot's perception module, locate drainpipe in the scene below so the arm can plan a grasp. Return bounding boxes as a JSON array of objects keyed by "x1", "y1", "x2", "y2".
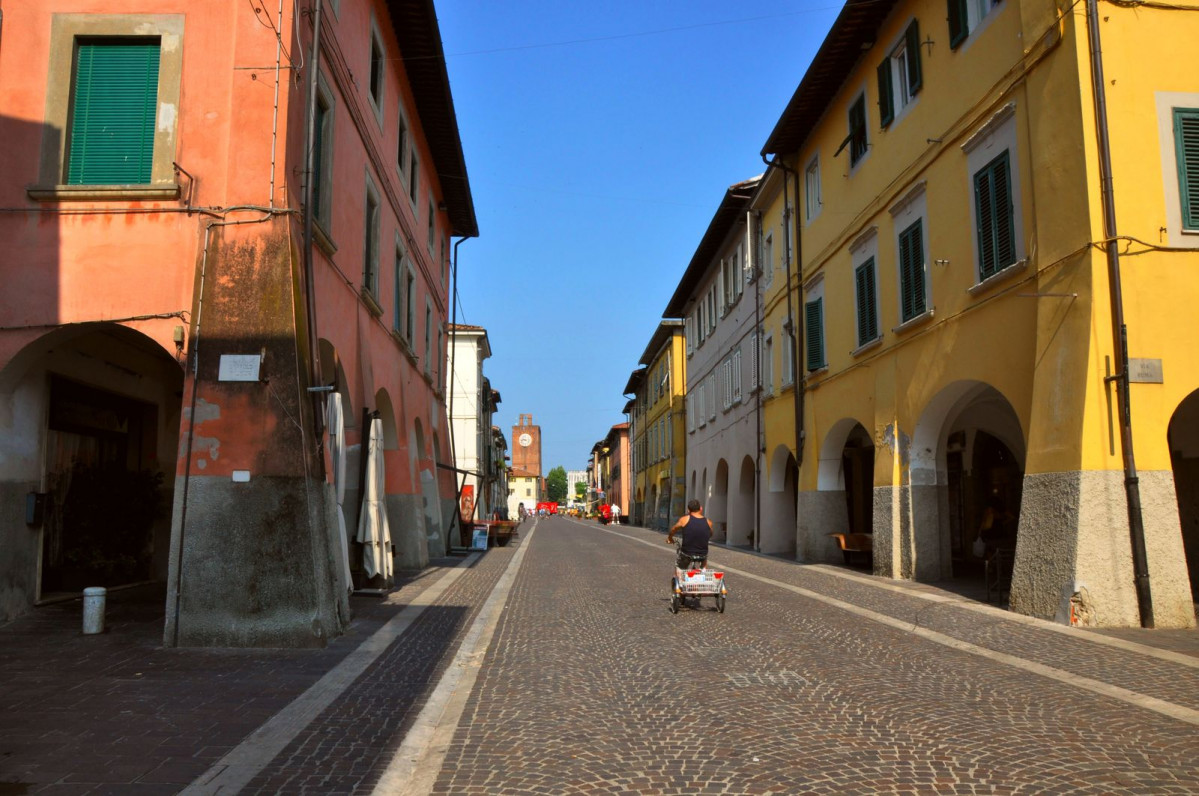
[
  {"x1": 751, "y1": 209, "x2": 763, "y2": 553},
  {"x1": 301, "y1": 0, "x2": 326, "y2": 444},
  {"x1": 1086, "y1": 0, "x2": 1153, "y2": 628}
]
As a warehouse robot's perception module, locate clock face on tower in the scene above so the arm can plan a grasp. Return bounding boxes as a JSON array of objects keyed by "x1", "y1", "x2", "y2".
[{"x1": 518, "y1": 433, "x2": 532, "y2": 447}]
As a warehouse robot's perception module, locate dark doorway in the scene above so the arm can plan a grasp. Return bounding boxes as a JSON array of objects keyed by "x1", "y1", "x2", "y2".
[
  {"x1": 1168, "y1": 390, "x2": 1199, "y2": 601},
  {"x1": 842, "y1": 425, "x2": 873, "y2": 536}
]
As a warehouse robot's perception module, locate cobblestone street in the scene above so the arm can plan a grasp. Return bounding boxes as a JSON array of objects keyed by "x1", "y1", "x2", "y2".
[{"x1": 2, "y1": 516, "x2": 1198, "y2": 794}]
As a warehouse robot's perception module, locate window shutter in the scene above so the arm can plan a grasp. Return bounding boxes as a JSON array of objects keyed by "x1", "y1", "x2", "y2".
[
  {"x1": 906, "y1": 19, "x2": 923, "y2": 94},
  {"x1": 750, "y1": 333, "x2": 759, "y2": 390},
  {"x1": 948, "y1": 0, "x2": 968, "y2": 49},
  {"x1": 1176, "y1": 109, "x2": 1199, "y2": 229},
  {"x1": 855, "y1": 258, "x2": 878, "y2": 345},
  {"x1": 804, "y1": 299, "x2": 825, "y2": 371},
  {"x1": 68, "y1": 40, "x2": 161, "y2": 185},
  {"x1": 877, "y1": 59, "x2": 894, "y2": 128},
  {"x1": 975, "y1": 152, "x2": 1013, "y2": 279},
  {"x1": 717, "y1": 265, "x2": 727, "y2": 318},
  {"x1": 899, "y1": 221, "x2": 926, "y2": 321},
  {"x1": 733, "y1": 350, "x2": 742, "y2": 402}
]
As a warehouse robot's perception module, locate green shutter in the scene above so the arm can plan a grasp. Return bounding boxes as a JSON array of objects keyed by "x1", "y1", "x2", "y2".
[
  {"x1": 1174, "y1": 109, "x2": 1199, "y2": 229},
  {"x1": 67, "y1": 40, "x2": 160, "y2": 185},
  {"x1": 906, "y1": 19, "x2": 922, "y2": 95},
  {"x1": 804, "y1": 298, "x2": 825, "y2": 371},
  {"x1": 899, "y1": 220, "x2": 925, "y2": 322},
  {"x1": 975, "y1": 151, "x2": 1014, "y2": 280},
  {"x1": 948, "y1": 0, "x2": 968, "y2": 49},
  {"x1": 877, "y1": 59, "x2": 894, "y2": 128},
  {"x1": 855, "y1": 258, "x2": 878, "y2": 345}
]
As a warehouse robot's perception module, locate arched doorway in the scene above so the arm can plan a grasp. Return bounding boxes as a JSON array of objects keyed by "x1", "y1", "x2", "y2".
[
  {"x1": 0, "y1": 324, "x2": 183, "y2": 612},
  {"x1": 812, "y1": 419, "x2": 874, "y2": 565},
  {"x1": 1169, "y1": 389, "x2": 1199, "y2": 600},
  {"x1": 731, "y1": 455, "x2": 756, "y2": 549},
  {"x1": 764, "y1": 445, "x2": 798, "y2": 557},
  {"x1": 711, "y1": 459, "x2": 729, "y2": 543},
  {"x1": 911, "y1": 381, "x2": 1025, "y2": 590}
]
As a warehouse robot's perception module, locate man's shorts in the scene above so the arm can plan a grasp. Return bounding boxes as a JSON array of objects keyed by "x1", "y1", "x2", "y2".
[{"x1": 677, "y1": 550, "x2": 707, "y2": 569}]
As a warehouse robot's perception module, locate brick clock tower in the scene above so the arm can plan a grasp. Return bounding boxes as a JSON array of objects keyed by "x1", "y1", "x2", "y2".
[{"x1": 511, "y1": 413, "x2": 542, "y2": 475}]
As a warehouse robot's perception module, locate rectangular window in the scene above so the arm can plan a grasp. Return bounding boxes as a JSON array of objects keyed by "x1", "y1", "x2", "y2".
[
  {"x1": 393, "y1": 247, "x2": 405, "y2": 332},
  {"x1": 878, "y1": 20, "x2": 922, "y2": 127},
  {"x1": 949, "y1": 0, "x2": 1000, "y2": 50},
  {"x1": 708, "y1": 374, "x2": 717, "y2": 421},
  {"x1": 404, "y1": 268, "x2": 416, "y2": 343},
  {"x1": 898, "y1": 219, "x2": 927, "y2": 321},
  {"x1": 685, "y1": 315, "x2": 694, "y2": 355},
  {"x1": 855, "y1": 257, "x2": 880, "y2": 345},
  {"x1": 849, "y1": 94, "x2": 868, "y2": 165},
  {"x1": 732, "y1": 349, "x2": 743, "y2": 403},
  {"x1": 424, "y1": 301, "x2": 433, "y2": 373},
  {"x1": 763, "y1": 336, "x2": 774, "y2": 394},
  {"x1": 688, "y1": 394, "x2": 695, "y2": 432},
  {"x1": 1175, "y1": 108, "x2": 1199, "y2": 230},
  {"x1": 782, "y1": 332, "x2": 795, "y2": 386},
  {"x1": 427, "y1": 196, "x2": 436, "y2": 250},
  {"x1": 762, "y1": 233, "x2": 774, "y2": 288},
  {"x1": 696, "y1": 307, "x2": 705, "y2": 345},
  {"x1": 974, "y1": 152, "x2": 1015, "y2": 280},
  {"x1": 750, "y1": 333, "x2": 760, "y2": 391},
  {"x1": 313, "y1": 89, "x2": 334, "y2": 229},
  {"x1": 804, "y1": 299, "x2": 826, "y2": 371},
  {"x1": 717, "y1": 263, "x2": 727, "y2": 318},
  {"x1": 722, "y1": 359, "x2": 732, "y2": 409},
  {"x1": 804, "y1": 157, "x2": 821, "y2": 222},
  {"x1": 733, "y1": 244, "x2": 744, "y2": 300},
  {"x1": 368, "y1": 32, "x2": 384, "y2": 110},
  {"x1": 364, "y1": 180, "x2": 380, "y2": 296},
  {"x1": 397, "y1": 110, "x2": 409, "y2": 173},
  {"x1": 409, "y1": 153, "x2": 419, "y2": 204},
  {"x1": 67, "y1": 39, "x2": 161, "y2": 185},
  {"x1": 697, "y1": 384, "x2": 705, "y2": 428},
  {"x1": 708, "y1": 286, "x2": 717, "y2": 331}
]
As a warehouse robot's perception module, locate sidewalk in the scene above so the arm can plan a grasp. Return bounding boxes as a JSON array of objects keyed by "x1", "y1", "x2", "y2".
[{"x1": 0, "y1": 550, "x2": 508, "y2": 795}]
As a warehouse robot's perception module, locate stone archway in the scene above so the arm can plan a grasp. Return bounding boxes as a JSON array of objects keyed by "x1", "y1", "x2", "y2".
[
  {"x1": 909, "y1": 381, "x2": 1025, "y2": 587},
  {"x1": 730, "y1": 455, "x2": 756, "y2": 549},
  {"x1": 1169, "y1": 389, "x2": 1199, "y2": 601},
  {"x1": 763, "y1": 445, "x2": 798, "y2": 557},
  {"x1": 805, "y1": 418, "x2": 874, "y2": 564},
  {"x1": 711, "y1": 459, "x2": 729, "y2": 543},
  {"x1": 0, "y1": 324, "x2": 183, "y2": 620}
]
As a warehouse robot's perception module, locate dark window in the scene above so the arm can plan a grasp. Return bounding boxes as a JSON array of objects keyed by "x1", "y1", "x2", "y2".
[
  {"x1": 898, "y1": 220, "x2": 926, "y2": 322},
  {"x1": 855, "y1": 258, "x2": 879, "y2": 345},
  {"x1": 849, "y1": 95, "x2": 868, "y2": 165},
  {"x1": 369, "y1": 37, "x2": 383, "y2": 104},
  {"x1": 67, "y1": 39, "x2": 161, "y2": 184},
  {"x1": 804, "y1": 298, "x2": 826, "y2": 371},
  {"x1": 364, "y1": 188, "x2": 379, "y2": 294},
  {"x1": 974, "y1": 151, "x2": 1015, "y2": 280}
]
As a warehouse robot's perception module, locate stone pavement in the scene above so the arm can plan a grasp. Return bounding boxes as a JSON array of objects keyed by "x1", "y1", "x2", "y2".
[{"x1": 1, "y1": 515, "x2": 1196, "y2": 794}]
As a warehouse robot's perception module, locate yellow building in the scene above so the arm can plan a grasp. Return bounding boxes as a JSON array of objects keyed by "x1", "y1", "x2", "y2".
[
  {"x1": 757, "y1": 0, "x2": 1198, "y2": 627},
  {"x1": 627, "y1": 321, "x2": 688, "y2": 531}
]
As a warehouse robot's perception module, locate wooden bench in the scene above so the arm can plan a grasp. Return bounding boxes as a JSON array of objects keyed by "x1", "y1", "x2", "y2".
[{"x1": 828, "y1": 533, "x2": 873, "y2": 566}]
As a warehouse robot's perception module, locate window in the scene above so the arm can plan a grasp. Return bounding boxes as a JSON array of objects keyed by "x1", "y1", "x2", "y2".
[
  {"x1": 708, "y1": 286, "x2": 717, "y2": 332},
  {"x1": 368, "y1": 24, "x2": 385, "y2": 121},
  {"x1": 1174, "y1": 108, "x2": 1199, "y2": 231},
  {"x1": 732, "y1": 349, "x2": 742, "y2": 403},
  {"x1": 707, "y1": 374, "x2": 717, "y2": 421},
  {"x1": 427, "y1": 194, "x2": 436, "y2": 251},
  {"x1": 696, "y1": 384, "x2": 706, "y2": 428},
  {"x1": 804, "y1": 157, "x2": 821, "y2": 222},
  {"x1": 696, "y1": 306, "x2": 705, "y2": 345},
  {"x1": 948, "y1": 0, "x2": 1001, "y2": 50},
  {"x1": 732, "y1": 244, "x2": 744, "y2": 301},
  {"x1": 424, "y1": 300, "x2": 433, "y2": 373},
  {"x1": 409, "y1": 152, "x2": 420, "y2": 204},
  {"x1": 848, "y1": 94, "x2": 868, "y2": 166},
  {"x1": 685, "y1": 315, "x2": 694, "y2": 355},
  {"x1": 763, "y1": 336, "x2": 774, "y2": 394},
  {"x1": 363, "y1": 177, "x2": 380, "y2": 297},
  {"x1": 397, "y1": 108, "x2": 410, "y2": 175},
  {"x1": 974, "y1": 152, "x2": 1015, "y2": 279},
  {"x1": 762, "y1": 233, "x2": 774, "y2": 289},
  {"x1": 67, "y1": 39, "x2": 161, "y2": 185},
  {"x1": 722, "y1": 359, "x2": 732, "y2": 409},
  {"x1": 750, "y1": 333, "x2": 760, "y2": 391},
  {"x1": 855, "y1": 257, "x2": 880, "y2": 346},
  {"x1": 781, "y1": 330, "x2": 795, "y2": 386},
  {"x1": 878, "y1": 20, "x2": 922, "y2": 127},
  {"x1": 404, "y1": 267, "x2": 416, "y2": 343},
  {"x1": 313, "y1": 75, "x2": 335, "y2": 232},
  {"x1": 393, "y1": 245, "x2": 405, "y2": 333},
  {"x1": 898, "y1": 219, "x2": 927, "y2": 322},
  {"x1": 688, "y1": 394, "x2": 696, "y2": 432},
  {"x1": 717, "y1": 263, "x2": 727, "y2": 318},
  {"x1": 804, "y1": 299, "x2": 826, "y2": 371}
]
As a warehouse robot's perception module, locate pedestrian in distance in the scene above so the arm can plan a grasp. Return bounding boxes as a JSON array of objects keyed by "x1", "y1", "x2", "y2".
[
  {"x1": 611, "y1": 504, "x2": 621, "y2": 525},
  {"x1": 666, "y1": 498, "x2": 713, "y2": 569}
]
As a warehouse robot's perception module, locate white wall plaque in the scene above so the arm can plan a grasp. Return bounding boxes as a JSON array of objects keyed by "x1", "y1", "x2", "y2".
[
  {"x1": 232, "y1": 470, "x2": 251, "y2": 483},
  {"x1": 1128, "y1": 358, "x2": 1163, "y2": 384},
  {"x1": 218, "y1": 354, "x2": 261, "y2": 382}
]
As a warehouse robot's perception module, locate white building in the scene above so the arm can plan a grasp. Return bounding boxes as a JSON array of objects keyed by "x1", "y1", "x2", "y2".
[
  {"x1": 665, "y1": 176, "x2": 764, "y2": 549},
  {"x1": 447, "y1": 324, "x2": 502, "y2": 523},
  {"x1": 566, "y1": 469, "x2": 588, "y2": 507}
]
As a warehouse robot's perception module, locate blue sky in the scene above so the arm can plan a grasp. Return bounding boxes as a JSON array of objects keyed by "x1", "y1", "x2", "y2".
[{"x1": 437, "y1": 1, "x2": 842, "y2": 475}]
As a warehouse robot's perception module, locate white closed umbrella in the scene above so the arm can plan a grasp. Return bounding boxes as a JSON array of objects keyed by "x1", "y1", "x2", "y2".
[
  {"x1": 326, "y1": 393, "x2": 353, "y2": 592},
  {"x1": 356, "y1": 417, "x2": 393, "y2": 581}
]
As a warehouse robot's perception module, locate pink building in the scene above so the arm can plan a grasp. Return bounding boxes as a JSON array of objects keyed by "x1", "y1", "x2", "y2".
[{"x1": 0, "y1": 0, "x2": 476, "y2": 645}]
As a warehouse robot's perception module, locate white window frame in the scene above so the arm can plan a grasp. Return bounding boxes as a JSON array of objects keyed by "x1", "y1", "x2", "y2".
[
  {"x1": 763, "y1": 334, "x2": 774, "y2": 395},
  {"x1": 423, "y1": 298, "x2": 433, "y2": 374},
  {"x1": 707, "y1": 374, "x2": 717, "y2": 422},
  {"x1": 750, "y1": 333, "x2": 760, "y2": 392},
  {"x1": 781, "y1": 329, "x2": 795, "y2": 387},
  {"x1": 890, "y1": 183, "x2": 931, "y2": 326},
  {"x1": 850, "y1": 227, "x2": 881, "y2": 350},
  {"x1": 367, "y1": 18, "x2": 386, "y2": 127},
  {"x1": 962, "y1": 106, "x2": 1026, "y2": 287},
  {"x1": 804, "y1": 155, "x2": 822, "y2": 223},
  {"x1": 732, "y1": 348, "x2": 743, "y2": 403},
  {"x1": 722, "y1": 359, "x2": 732, "y2": 410},
  {"x1": 1156, "y1": 91, "x2": 1199, "y2": 247},
  {"x1": 363, "y1": 172, "x2": 381, "y2": 298}
]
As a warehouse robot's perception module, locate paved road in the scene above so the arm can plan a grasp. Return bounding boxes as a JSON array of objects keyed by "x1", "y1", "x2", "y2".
[{"x1": 2, "y1": 515, "x2": 1197, "y2": 794}]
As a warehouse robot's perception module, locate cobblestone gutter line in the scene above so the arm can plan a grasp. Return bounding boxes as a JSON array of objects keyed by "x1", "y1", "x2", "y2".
[
  {"x1": 600, "y1": 524, "x2": 1199, "y2": 727},
  {"x1": 370, "y1": 521, "x2": 539, "y2": 795},
  {"x1": 181, "y1": 555, "x2": 480, "y2": 794}
]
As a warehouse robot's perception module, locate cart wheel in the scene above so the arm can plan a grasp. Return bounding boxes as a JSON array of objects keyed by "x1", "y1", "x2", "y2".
[
  {"x1": 716, "y1": 593, "x2": 725, "y2": 613},
  {"x1": 669, "y1": 578, "x2": 679, "y2": 614}
]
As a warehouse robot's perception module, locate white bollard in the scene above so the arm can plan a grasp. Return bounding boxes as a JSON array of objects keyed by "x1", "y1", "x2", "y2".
[{"x1": 82, "y1": 587, "x2": 106, "y2": 635}]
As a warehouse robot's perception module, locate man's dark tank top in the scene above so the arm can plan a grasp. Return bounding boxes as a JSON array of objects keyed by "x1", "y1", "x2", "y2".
[{"x1": 680, "y1": 514, "x2": 709, "y2": 556}]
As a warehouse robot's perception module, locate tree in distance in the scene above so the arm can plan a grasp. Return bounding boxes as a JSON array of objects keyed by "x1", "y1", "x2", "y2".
[
  {"x1": 546, "y1": 466, "x2": 567, "y2": 503},
  {"x1": 574, "y1": 481, "x2": 586, "y2": 500}
]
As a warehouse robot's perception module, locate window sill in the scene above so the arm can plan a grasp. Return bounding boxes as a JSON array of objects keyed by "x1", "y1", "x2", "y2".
[
  {"x1": 314, "y1": 222, "x2": 337, "y2": 257},
  {"x1": 892, "y1": 307, "x2": 934, "y2": 335},
  {"x1": 851, "y1": 336, "x2": 883, "y2": 358},
  {"x1": 968, "y1": 258, "x2": 1028, "y2": 296},
  {"x1": 391, "y1": 329, "x2": 418, "y2": 364},
  {"x1": 27, "y1": 184, "x2": 181, "y2": 202},
  {"x1": 361, "y1": 289, "x2": 384, "y2": 318}
]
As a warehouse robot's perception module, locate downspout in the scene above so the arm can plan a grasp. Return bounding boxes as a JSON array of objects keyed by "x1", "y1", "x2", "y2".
[
  {"x1": 445, "y1": 237, "x2": 468, "y2": 543},
  {"x1": 1086, "y1": 0, "x2": 1153, "y2": 627},
  {"x1": 752, "y1": 209, "x2": 763, "y2": 553},
  {"x1": 301, "y1": 0, "x2": 325, "y2": 443}
]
